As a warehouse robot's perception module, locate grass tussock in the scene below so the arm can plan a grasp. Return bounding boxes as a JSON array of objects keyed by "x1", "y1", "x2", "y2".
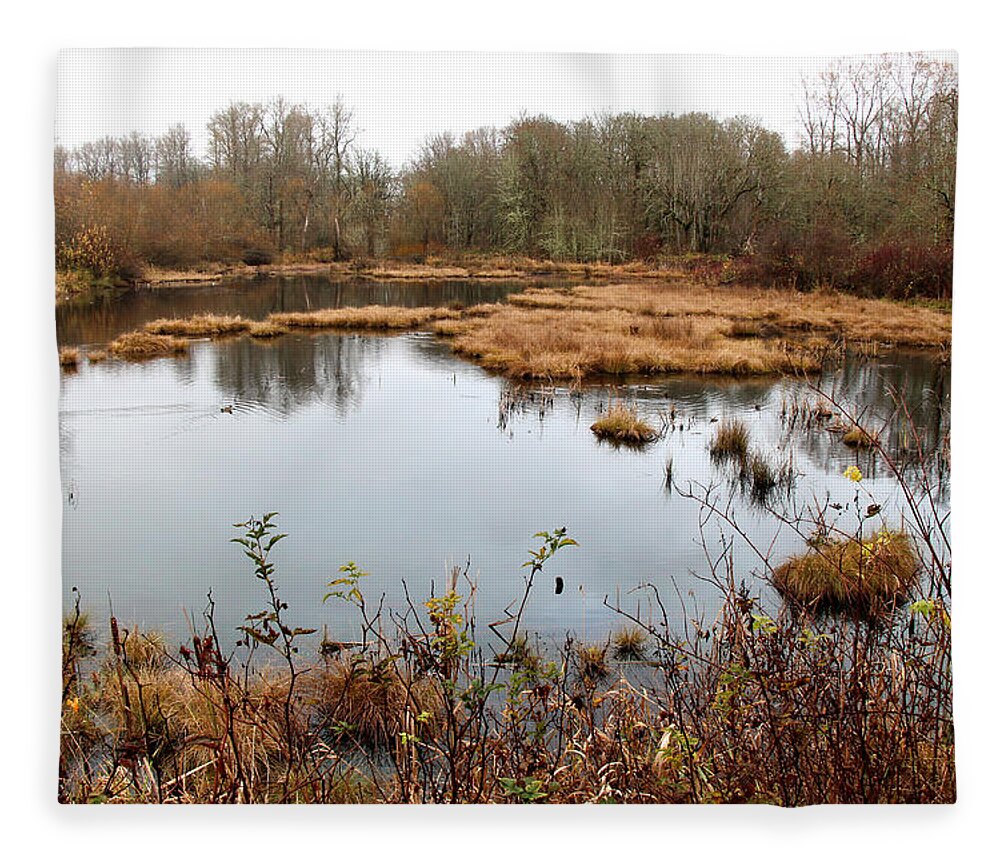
[
  {"x1": 247, "y1": 320, "x2": 289, "y2": 338},
  {"x1": 742, "y1": 452, "x2": 779, "y2": 497},
  {"x1": 611, "y1": 627, "x2": 648, "y2": 661},
  {"x1": 590, "y1": 403, "x2": 658, "y2": 446},
  {"x1": 58, "y1": 347, "x2": 79, "y2": 369},
  {"x1": 144, "y1": 314, "x2": 252, "y2": 337},
  {"x1": 86, "y1": 349, "x2": 108, "y2": 363},
  {"x1": 108, "y1": 331, "x2": 189, "y2": 360},
  {"x1": 842, "y1": 425, "x2": 877, "y2": 448},
  {"x1": 268, "y1": 305, "x2": 460, "y2": 331},
  {"x1": 710, "y1": 418, "x2": 750, "y2": 461},
  {"x1": 495, "y1": 634, "x2": 542, "y2": 672},
  {"x1": 773, "y1": 530, "x2": 919, "y2": 610},
  {"x1": 575, "y1": 643, "x2": 610, "y2": 684},
  {"x1": 309, "y1": 659, "x2": 441, "y2": 747}
]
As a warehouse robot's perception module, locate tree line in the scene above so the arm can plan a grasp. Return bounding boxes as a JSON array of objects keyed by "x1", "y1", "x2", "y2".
[{"x1": 55, "y1": 53, "x2": 956, "y2": 297}]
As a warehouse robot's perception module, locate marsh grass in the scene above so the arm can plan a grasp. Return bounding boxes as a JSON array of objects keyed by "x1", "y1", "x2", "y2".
[
  {"x1": 842, "y1": 425, "x2": 877, "y2": 448},
  {"x1": 268, "y1": 305, "x2": 460, "y2": 330},
  {"x1": 575, "y1": 643, "x2": 610, "y2": 684},
  {"x1": 58, "y1": 347, "x2": 79, "y2": 370},
  {"x1": 590, "y1": 403, "x2": 658, "y2": 446},
  {"x1": 727, "y1": 319, "x2": 766, "y2": 339},
  {"x1": 247, "y1": 320, "x2": 289, "y2": 338},
  {"x1": 68, "y1": 277, "x2": 948, "y2": 382},
  {"x1": 144, "y1": 314, "x2": 252, "y2": 337},
  {"x1": 500, "y1": 282, "x2": 950, "y2": 347},
  {"x1": 773, "y1": 530, "x2": 918, "y2": 610},
  {"x1": 611, "y1": 627, "x2": 648, "y2": 661},
  {"x1": 86, "y1": 349, "x2": 108, "y2": 363},
  {"x1": 710, "y1": 418, "x2": 750, "y2": 461},
  {"x1": 743, "y1": 452, "x2": 779, "y2": 497},
  {"x1": 310, "y1": 658, "x2": 442, "y2": 747},
  {"x1": 108, "y1": 331, "x2": 189, "y2": 360},
  {"x1": 439, "y1": 305, "x2": 817, "y2": 379}
]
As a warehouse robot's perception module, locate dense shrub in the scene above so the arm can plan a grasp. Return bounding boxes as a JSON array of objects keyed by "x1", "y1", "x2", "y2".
[
  {"x1": 848, "y1": 240, "x2": 953, "y2": 299},
  {"x1": 241, "y1": 247, "x2": 274, "y2": 267}
]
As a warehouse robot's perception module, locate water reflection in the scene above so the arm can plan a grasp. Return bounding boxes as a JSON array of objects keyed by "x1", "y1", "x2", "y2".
[
  {"x1": 211, "y1": 334, "x2": 381, "y2": 417},
  {"x1": 56, "y1": 274, "x2": 534, "y2": 347}
]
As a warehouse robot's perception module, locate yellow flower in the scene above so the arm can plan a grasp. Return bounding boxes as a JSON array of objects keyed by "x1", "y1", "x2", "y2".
[{"x1": 843, "y1": 466, "x2": 863, "y2": 483}]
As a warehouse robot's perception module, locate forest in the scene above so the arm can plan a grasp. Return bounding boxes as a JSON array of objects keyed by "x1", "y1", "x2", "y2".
[{"x1": 54, "y1": 53, "x2": 956, "y2": 299}]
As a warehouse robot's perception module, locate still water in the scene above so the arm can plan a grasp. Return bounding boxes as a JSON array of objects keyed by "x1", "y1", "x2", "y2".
[{"x1": 58, "y1": 277, "x2": 950, "y2": 646}]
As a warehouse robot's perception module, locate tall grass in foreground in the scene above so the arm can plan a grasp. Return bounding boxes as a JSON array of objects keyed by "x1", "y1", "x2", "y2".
[{"x1": 60, "y1": 392, "x2": 951, "y2": 805}]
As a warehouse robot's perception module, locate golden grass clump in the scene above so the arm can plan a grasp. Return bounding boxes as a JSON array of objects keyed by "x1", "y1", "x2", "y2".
[
  {"x1": 144, "y1": 314, "x2": 252, "y2": 337},
  {"x1": 86, "y1": 349, "x2": 108, "y2": 363},
  {"x1": 575, "y1": 643, "x2": 610, "y2": 684},
  {"x1": 247, "y1": 319, "x2": 289, "y2": 338},
  {"x1": 590, "y1": 403, "x2": 658, "y2": 446},
  {"x1": 773, "y1": 530, "x2": 919, "y2": 610},
  {"x1": 710, "y1": 418, "x2": 750, "y2": 460},
  {"x1": 267, "y1": 305, "x2": 460, "y2": 331},
  {"x1": 309, "y1": 658, "x2": 441, "y2": 747},
  {"x1": 842, "y1": 425, "x2": 877, "y2": 448},
  {"x1": 611, "y1": 627, "x2": 648, "y2": 661},
  {"x1": 58, "y1": 347, "x2": 80, "y2": 369},
  {"x1": 108, "y1": 331, "x2": 189, "y2": 360},
  {"x1": 91, "y1": 663, "x2": 284, "y2": 790}
]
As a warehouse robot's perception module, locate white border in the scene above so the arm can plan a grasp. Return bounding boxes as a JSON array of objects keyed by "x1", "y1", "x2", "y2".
[{"x1": 3, "y1": 2, "x2": 997, "y2": 857}]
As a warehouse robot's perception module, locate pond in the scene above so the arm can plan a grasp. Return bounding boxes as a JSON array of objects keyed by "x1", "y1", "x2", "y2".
[{"x1": 58, "y1": 277, "x2": 951, "y2": 648}]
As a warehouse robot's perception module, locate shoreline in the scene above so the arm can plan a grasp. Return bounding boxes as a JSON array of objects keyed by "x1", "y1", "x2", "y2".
[
  {"x1": 58, "y1": 256, "x2": 702, "y2": 298},
  {"x1": 141, "y1": 257, "x2": 684, "y2": 288}
]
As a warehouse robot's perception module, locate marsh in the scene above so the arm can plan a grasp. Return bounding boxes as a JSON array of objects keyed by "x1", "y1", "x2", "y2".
[{"x1": 58, "y1": 275, "x2": 950, "y2": 645}]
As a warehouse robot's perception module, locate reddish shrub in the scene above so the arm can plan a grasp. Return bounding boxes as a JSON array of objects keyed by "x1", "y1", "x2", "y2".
[
  {"x1": 848, "y1": 241, "x2": 953, "y2": 299},
  {"x1": 631, "y1": 232, "x2": 663, "y2": 261}
]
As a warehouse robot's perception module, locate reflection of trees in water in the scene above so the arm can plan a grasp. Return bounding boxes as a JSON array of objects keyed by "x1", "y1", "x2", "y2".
[
  {"x1": 491, "y1": 352, "x2": 951, "y2": 493},
  {"x1": 210, "y1": 333, "x2": 379, "y2": 417},
  {"x1": 496, "y1": 374, "x2": 779, "y2": 434},
  {"x1": 824, "y1": 352, "x2": 949, "y2": 436},
  {"x1": 56, "y1": 275, "x2": 527, "y2": 347},
  {"x1": 813, "y1": 351, "x2": 950, "y2": 484}
]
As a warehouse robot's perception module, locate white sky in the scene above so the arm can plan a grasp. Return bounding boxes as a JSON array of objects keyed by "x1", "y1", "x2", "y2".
[{"x1": 55, "y1": 49, "x2": 957, "y2": 167}]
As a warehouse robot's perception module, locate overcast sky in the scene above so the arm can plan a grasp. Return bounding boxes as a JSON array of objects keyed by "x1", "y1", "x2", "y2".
[{"x1": 55, "y1": 49, "x2": 957, "y2": 167}]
